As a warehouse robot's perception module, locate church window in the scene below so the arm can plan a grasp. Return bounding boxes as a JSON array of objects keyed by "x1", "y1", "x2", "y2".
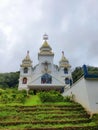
[
  {"x1": 69, "y1": 79, "x2": 72, "y2": 86},
  {"x1": 23, "y1": 77, "x2": 27, "y2": 84},
  {"x1": 24, "y1": 68, "x2": 28, "y2": 73},
  {"x1": 65, "y1": 78, "x2": 70, "y2": 84},
  {"x1": 41, "y1": 73, "x2": 52, "y2": 84},
  {"x1": 64, "y1": 68, "x2": 68, "y2": 74}
]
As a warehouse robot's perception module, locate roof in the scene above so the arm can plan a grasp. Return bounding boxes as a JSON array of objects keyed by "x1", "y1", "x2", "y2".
[
  {"x1": 41, "y1": 40, "x2": 51, "y2": 48},
  {"x1": 21, "y1": 51, "x2": 32, "y2": 67},
  {"x1": 39, "y1": 35, "x2": 54, "y2": 56},
  {"x1": 59, "y1": 51, "x2": 71, "y2": 68}
]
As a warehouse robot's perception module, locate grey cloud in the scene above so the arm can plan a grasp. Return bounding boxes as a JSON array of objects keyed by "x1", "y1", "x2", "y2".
[{"x1": 0, "y1": 0, "x2": 98, "y2": 72}]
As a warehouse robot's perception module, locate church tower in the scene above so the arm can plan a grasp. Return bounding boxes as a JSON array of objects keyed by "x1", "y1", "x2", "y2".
[
  {"x1": 38, "y1": 34, "x2": 54, "y2": 74},
  {"x1": 18, "y1": 51, "x2": 32, "y2": 90},
  {"x1": 59, "y1": 51, "x2": 72, "y2": 86}
]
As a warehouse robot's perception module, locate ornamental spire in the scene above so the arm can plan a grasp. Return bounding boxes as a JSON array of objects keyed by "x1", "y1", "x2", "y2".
[
  {"x1": 43, "y1": 33, "x2": 48, "y2": 41},
  {"x1": 59, "y1": 51, "x2": 71, "y2": 68},
  {"x1": 38, "y1": 34, "x2": 54, "y2": 57},
  {"x1": 61, "y1": 51, "x2": 67, "y2": 61},
  {"x1": 26, "y1": 50, "x2": 30, "y2": 60},
  {"x1": 62, "y1": 51, "x2": 64, "y2": 56},
  {"x1": 27, "y1": 50, "x2": 29, "y2": 54},
  {"x1": 21, "y1": 51, "x2": 32, "y2": 67}
]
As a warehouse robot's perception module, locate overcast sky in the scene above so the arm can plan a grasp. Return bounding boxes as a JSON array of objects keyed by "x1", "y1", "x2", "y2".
[{"x1": 0, "y1": 0, "x2": 98, "y2": 72}]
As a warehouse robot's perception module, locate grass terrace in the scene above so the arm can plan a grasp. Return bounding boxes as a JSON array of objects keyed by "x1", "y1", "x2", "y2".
[{"x1": 0, "y1": 89, "x2": 98, "y2": 129}]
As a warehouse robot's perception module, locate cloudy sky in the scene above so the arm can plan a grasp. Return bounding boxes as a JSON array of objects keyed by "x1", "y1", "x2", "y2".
[{"x1": 0, "y1": 0, "x2": 98, "y2": 72}]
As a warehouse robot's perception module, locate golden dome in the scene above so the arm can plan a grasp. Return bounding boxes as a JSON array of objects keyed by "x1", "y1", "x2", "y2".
[
  {"x1": 40, "y1": 40, "x2": 51, "y2": 49},
  {"x1": 38, "y1": 34, "x2": 54, "y2": 56},
  {"x1": 60, "y1": 51, "x2": 68, "y2": 63},
  {"x1": 61, "y1": 55, "x2": 68, "y2": 62},
  {"x1": 21, "y1": 51, "x2": 32, "y2": 67},
  {"x1": 59, "y1": 51, "x2": 71, "y2": 68}
]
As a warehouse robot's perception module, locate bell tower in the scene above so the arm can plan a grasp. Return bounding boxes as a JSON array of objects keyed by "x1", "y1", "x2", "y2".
[
  {"x1": 59, "y1": 51, "x2": 72, "y2": 86},
  {"x1": 18, "y1": 51, "x2": 32, "y2": 90}
]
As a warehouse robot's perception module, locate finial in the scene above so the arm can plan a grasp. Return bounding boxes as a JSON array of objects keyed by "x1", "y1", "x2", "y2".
[
  {"x1": 43, "y1": 33, "x2": 48, "y2": 40},
  {"x1": 27, "y1": 50, "x2": 29, "y2": 54},
  {"x1": 62, "y1": 51, "x2": 64, "y2": 56},
  {"x1": 26, "y1": 50, "x2": 30, "y2": 59}
]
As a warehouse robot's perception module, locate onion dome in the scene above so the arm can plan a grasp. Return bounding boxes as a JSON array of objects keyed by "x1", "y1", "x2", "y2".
[
  {"x1": 38, "y1": 34, "x2": 54, "y2": 56},
  {"x1": 21, "y1": 51, "x2": 32, "y2": 67},
  {"x1": 59, "y1": 51, "x2": 71, "y2": 68}
]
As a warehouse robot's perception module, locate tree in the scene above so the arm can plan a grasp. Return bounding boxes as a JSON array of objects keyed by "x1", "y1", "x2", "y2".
[
  {"x1": 0, "y1": 71, "x2": 19, "y2": 88},
  {"x1": 72, "y1": 67, "x2": 83, "y2": 83},
  {"x1": 72, "y1": 65, "x2": 98, "y2": 83}
]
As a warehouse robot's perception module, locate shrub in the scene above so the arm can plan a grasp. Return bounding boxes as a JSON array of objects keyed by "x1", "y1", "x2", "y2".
[
  {"x1": 29, "y1": 90, "x2": 34, "y2": 95},
  {"x1": 38, "y1": 90, "x2": 64, "y2": 103},
  {"x1": 0, "y1": 94, "x2": 9, "y2": 103},
  {"x1": 0, "y1": 88, "x2": 27, "y2": 104},
  {"x1": 18, "y1": 90, "x2": 27, "y2": 97},
  {"x1": 64, "y1": 94, "x2": 75, "y2": 102},
  {"x1": 16, "y1": 94, "x2": 26, "y2": 103},
  {"x1": 64, "y1": 96, "x2": 71, "y2": 102},
  {"x1": 0, "y1": 89, "x2": 4, "y2": 95},
  {"x1": 11, "y1": 94, "x2": 16, "y2": 98}
]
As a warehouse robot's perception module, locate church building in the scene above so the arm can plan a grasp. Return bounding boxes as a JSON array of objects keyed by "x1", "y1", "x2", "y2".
[{"x1": 18, "y1": 34, "x2": 72, "y2": 92}]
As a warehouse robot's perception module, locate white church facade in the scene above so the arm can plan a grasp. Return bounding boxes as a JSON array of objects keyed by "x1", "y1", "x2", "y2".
[
  {"x1": 18, "y1": 34, "x2": 72, "y2": 92},
  {"x1": 18, "y1": 34, "x2": 98, "y2": 114}
]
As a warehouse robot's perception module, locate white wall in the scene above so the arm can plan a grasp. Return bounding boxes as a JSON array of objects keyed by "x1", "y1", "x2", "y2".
[
  {"x1": 63, "y1": 77, "x2": 90, "y2": 112},
  {"x1": 63, "y1": 77, "x2": 98, "y2": 113},
  {"x1": 86, "y1": 80, "x2": 98, "y2": 113},
  {"x1": 20, "y1": 67, "x2": 33, "y2": 76},
  {"x1": 39, "y1": 55, "x2": 53, "y2": 64}
]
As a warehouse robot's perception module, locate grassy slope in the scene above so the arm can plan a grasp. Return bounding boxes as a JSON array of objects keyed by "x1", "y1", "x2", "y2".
[
  {"x1": 0, "y1": 89, "x2": 98, "y2": 129},
  {"x1": 24, "y1": 94, "x2": 74, "y2": 106},
  {"x1": 0, "y1": 100, "x2": 98, "y2": 129},
  {"x1": 24, "y1": 95, "x2": 42, "y2": 106}
]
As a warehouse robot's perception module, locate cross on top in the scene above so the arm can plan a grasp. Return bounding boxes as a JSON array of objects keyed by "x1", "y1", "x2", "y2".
[
  {"x1": 62, "y1": 51, "x2": 64, "y2": 55},
  {"x1": 43, "y1": 33, "x2": 48, "y2": 40}
]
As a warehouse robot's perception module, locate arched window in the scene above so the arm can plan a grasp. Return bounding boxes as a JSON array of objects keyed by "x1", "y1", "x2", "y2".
[
  {"x1": 24, "y1": 68, "x2": 28, "y2": 73},
  {"x1": 65, "y1": 78, "x2": 70, "y2": 84},
  {"x1": 22, "y1": 77, "x2": 27, "y2": 84},
  {"x1": 64, "y1": 68, "x2": 68, "y2": 74},
  {"x1": 41, "y1": 73, "x2": 52, "y2": 84}
]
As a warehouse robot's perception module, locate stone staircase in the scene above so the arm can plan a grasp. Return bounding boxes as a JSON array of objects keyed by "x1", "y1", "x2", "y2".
[{"x1": 0, "y1": 103, "x2": 98, "y2": 129}]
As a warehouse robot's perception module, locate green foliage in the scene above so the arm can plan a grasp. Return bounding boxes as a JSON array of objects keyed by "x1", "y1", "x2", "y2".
[
  {"x1": 24, "y1": 95, "x2": 41, "y2": 105},
  {"x1": 0, "y1": 89, "x2": 97, "y2": 129},
  {"x1": 38, "y1": 90, "x2": 64, "y2": 103},
  {"x1": 87, "y1": 66, "x2": 98, "y2": 75},
  {"x1": 0, "y1": 88, "x2": 27, "y2": 104},
  {"x1": 64, "y1": 94, "x2": 75, "y2": 102},
  {"x1": 72, "y1": 66, "x2": 98, "y2": 83},
  {"x1": 0, "y1": 89, "x2": 4, "y2": 95},
  {"x1": 29, "y1": 90, "x2": 34, "y2": 95},
  {"x1": 18, "y1": 90, "x2": 27, "y2": 97},
  {"x1": 72, "y1": 67, "x2": 83, "y2": 83},
  {"x1": 64, "y1": 96, "x2": 72, "y2": 102},
  {"x1": 92, "y1": 114, "x2": 98, "y2": 124},
  {"x1": 0, "y1": 103, "x2": 97, "y2": 129},
  {"x1": 0, "y1": 71, "x2": 19, "y2": 88}
]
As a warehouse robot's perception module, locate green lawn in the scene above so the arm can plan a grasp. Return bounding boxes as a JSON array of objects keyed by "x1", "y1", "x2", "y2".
[
  {"x1": 24, "y1": 95, "x2": 42, "y2": 106},
  {"x1": 24, "y1": 94, "x2": 74, "y2": 106}
]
